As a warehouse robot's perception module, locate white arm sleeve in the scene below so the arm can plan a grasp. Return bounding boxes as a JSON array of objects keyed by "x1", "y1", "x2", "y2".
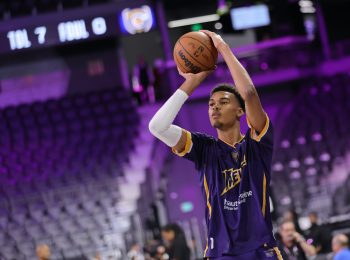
[{"x1": 148, "y1": 89, "x2": 189, "y2": 147}]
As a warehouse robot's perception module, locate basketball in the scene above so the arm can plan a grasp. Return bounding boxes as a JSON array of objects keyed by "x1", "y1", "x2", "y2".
[{"x1": 173, "y1": 31, "x2": 218, "y2": 74}]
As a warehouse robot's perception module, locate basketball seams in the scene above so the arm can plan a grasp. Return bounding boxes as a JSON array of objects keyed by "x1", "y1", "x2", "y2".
[
  {"x1": 178, "y1": 39, "x2": 212, "y2": 71},
  {"x1": 181, "y1": 35, "x2": 217, "y2": 63}
]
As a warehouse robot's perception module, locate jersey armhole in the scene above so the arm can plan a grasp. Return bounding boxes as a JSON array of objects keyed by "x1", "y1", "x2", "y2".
[
  {"x1": 172, "y1": 130, "x2": 193, "y2": 157},
  {"x1": 246, "y1": 113, "x2": 270, "y2": 142}
]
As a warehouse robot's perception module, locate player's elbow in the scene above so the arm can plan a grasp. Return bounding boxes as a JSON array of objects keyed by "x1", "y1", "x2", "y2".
[
  {"x1": 148, "y1": 118, "x2": 164, "y2": 136},
  {"x1": 241, "y1": 85, "x2": 257, "y2": 101},
  {"x1": 148, "y1": 118, "x2": 158, "y2": 136}
]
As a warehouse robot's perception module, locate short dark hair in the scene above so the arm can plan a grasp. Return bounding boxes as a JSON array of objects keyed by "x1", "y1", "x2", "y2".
[
  {"x1": 210, "y1": 83, "x2": 245, "y2": 112},
  {"x1": 162, "y1": 223, "x2": 186, "y2": 241},
  {"x1": 162, "y1": 223, "x2": 184, "y2": 234}
]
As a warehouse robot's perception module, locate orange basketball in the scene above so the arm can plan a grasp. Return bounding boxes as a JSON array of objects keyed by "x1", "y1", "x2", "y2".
[{"x1": 173, "y1": 31, "x2": 218, "y2": 74}]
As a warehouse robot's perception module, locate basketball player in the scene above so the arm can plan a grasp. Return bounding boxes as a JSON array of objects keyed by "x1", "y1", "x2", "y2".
[{"x1": 149, "y1": 30, "x2": 282, "y2": 259}]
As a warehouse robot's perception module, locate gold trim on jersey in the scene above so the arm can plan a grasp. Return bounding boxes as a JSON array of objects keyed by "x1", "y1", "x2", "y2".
[
  {"x1": 262, "y1": 173, "x2": 267, "y2": 217},
  {"x1": 203, "y1": 240, "x2": 209, "y2": 257},
  {"x1": 204, "y1": 175, "x2": 212, "y2": 218},
  {"x1": 219, "y1": 134, "x2": 245, "y2": 148},
  {"x1": 246, "y1": 113, "x2": 270, "y2": 142},
  {"x1": 172, "y1": 130, "x2": 192, "y2": 156},
  {"x1": 273, "y1": 246, "x2": 283, "y2": 260}
]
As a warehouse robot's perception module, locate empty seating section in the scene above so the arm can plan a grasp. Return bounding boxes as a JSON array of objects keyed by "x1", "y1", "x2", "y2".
[
  {"x1": 271, "y1": 74, "x2": 350, "y2": 217},
  {"x1": 0, "y1": 87, "x2": 139, "y2": 259}
]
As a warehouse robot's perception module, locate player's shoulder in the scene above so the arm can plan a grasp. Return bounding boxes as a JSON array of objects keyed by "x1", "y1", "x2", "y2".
[{"x1": 190, "y1": 131, "x2": 217, "y2": 144}]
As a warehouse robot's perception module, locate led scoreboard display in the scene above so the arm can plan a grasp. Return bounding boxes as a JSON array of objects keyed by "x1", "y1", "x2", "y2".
[
  {"x1": 0, "y1": 15, "x2": 116, "y2": 54},
  {"x1": 0, "y1": 5, "x2": 156, "y2": 54}
]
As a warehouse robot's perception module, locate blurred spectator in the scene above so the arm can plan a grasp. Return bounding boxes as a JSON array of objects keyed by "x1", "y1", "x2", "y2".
[
  {"x1": 152, "y1": 59, "x2": 165, "y2": 101},
  {"x1": 155, "y1": 245, "x2": 168, "y2": 260},
  {"x1": 332, "y1": 234, "x2": 350, "y2": 260},
  {"x1": 305, "y1": 212, "x2": 332, "y2": 254},
  {"x1": 283, "y1": 209, "x2": 304, "y2": 235},
  {"x1": 93, "y1": 253, "x2": 101, "y2": 260},
  {"x1": 36, "y1": 244, "x2": 51, "y2": 260},
  {"x1": 127, "y1": 243, "x2": 145, "y2": 260},
  {"x1": 332, "y1": 175, "x2": 350, "y2": 215},
  {"x1": 132, "y1": 56, "x2": 155, "y2": 104},
  {"x1": 161, "y1": 223, "x2": 190, "y2": 260},
  {"x1": 277, "y1": 220, "x2": 316, "y2": 260},
  {"x1": 143, "y1": 239, "x2": 167, "y2": 260}
]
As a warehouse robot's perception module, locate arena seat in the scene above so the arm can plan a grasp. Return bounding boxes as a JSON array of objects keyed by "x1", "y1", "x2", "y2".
[
  {"x1": 0, "y1": 87, "x2": 140, "y2": 259},
  {"x1": 272, "y1": 74, "x2": 350, "y2": 217}
]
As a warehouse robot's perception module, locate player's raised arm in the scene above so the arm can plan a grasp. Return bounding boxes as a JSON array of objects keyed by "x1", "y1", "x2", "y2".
[
  {"x1": 201, "y1": 30, "x2": 266, "y2": 133},
  {"x1": 148, "y1": 68, "x2": 212, "y2": 153}
]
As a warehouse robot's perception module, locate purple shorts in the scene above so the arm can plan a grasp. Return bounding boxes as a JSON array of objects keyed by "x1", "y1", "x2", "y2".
[{"x1": 207, "y1": 246, "x2": 283, "y2": 260}]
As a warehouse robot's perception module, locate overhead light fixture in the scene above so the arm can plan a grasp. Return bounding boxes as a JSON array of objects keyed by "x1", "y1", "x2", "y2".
[
  {"x1": 168, "y1": 14, "x2": 220, "y2": 28},
  {"x1": 300, "y1": 6, "x2": 316, "y2": 13},
  {"x1": 299, "y1": 0, "x2": 316, "y2": 13},
  {"x1": 214, "y1": 22, "x2": 223, "y2": 30},
  {"x1": 299, "y1": 0, "x2": 313, "y2": 7},
  {"x1": 217, "y1": 0, "x2": 229, "y2": 15}
]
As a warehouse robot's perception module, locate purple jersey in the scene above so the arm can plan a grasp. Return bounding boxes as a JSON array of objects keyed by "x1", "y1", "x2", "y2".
[{"x1": 173, "y1": 115, "x2": 276, "y2": 258}]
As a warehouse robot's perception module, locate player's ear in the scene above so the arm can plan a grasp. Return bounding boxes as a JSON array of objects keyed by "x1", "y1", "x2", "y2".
[{"x1": 237, "y1": 107, "x2": 244, "y2": 117}]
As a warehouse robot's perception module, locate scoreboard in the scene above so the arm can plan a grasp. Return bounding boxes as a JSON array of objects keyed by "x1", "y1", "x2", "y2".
[
  {"x1": 1, "y1": 16, "x2": 115, "y2": 53},
  {"x1": 0, "y1": 4, "x2": 156, "y2": 54}
]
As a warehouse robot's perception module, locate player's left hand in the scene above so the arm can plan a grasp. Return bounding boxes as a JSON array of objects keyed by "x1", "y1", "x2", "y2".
[
  {"x1": 177, "y1": 66, "x2": 216, "y2": 82},
  {"x1": 177, "y1": 66, "x2": 214, "y2": 87},
  {"x1": 200, "y1": 30, "x2": 227, "y2": 49}
]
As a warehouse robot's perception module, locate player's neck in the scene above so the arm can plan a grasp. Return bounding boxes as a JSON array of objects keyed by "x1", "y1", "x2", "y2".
[{"x1": 217, "y1": 123, "x2": 243, "y2": 146}]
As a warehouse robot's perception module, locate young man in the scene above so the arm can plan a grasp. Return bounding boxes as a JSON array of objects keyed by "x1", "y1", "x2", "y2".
[
  {"x1": 149, "y1": 30, "x2": 281, "y2": 259},
  {"x1": 305, "y1": 212, "x2": 332, "y2": 254},
  {"x1": 277, "y1": 220, "x2": 316, "y2": 260},
  {"x1": 161, "y1": 223, "x2": 191, "y2": 260}
]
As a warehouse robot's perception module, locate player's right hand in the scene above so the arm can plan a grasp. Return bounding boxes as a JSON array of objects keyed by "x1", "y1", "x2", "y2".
[{"x1": 200, "y1": 30, "x2": 227, "y2": 50}]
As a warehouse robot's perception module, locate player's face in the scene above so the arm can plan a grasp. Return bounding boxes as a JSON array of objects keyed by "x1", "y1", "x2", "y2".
[{"x1": 208, "y1": 91, "x2": 243, "y2": 130}]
